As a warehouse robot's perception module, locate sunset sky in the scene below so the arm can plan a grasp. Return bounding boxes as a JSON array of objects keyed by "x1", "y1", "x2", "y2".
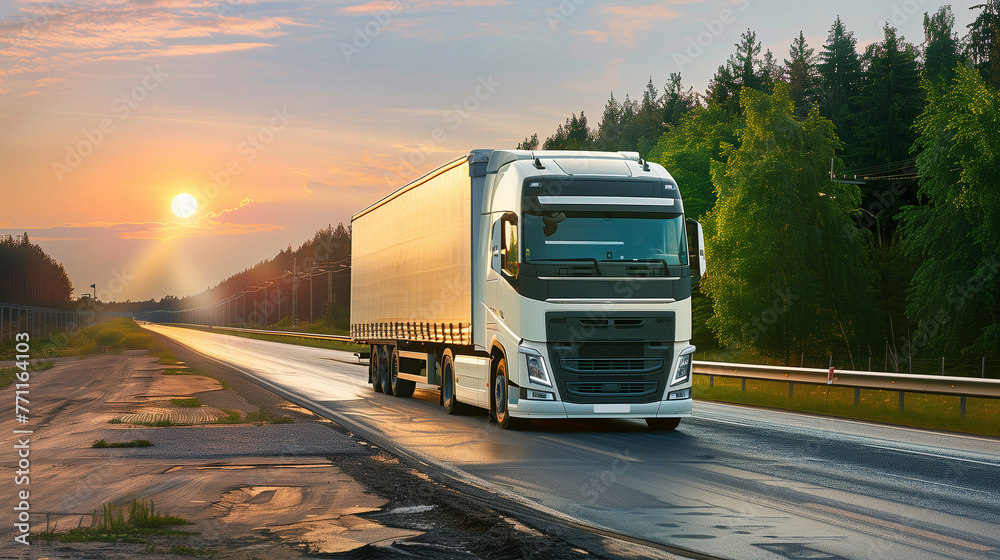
[{"x1": 1, "y1": 0, "x2": 976, "y2": 303}]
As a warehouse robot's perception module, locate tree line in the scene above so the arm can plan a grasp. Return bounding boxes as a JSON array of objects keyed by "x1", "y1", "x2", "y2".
[
  {"x1": 519, "y1": 3, "x2": 1000, "y2": 371},
  {"x1": 0, "y1": 234, "x2": 74, "y2": 306}
]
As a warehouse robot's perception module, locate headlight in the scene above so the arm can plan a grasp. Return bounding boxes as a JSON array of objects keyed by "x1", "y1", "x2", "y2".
[
  {"x1": 671, "y1": 350, "x2": 693, "y2": 386},
  {"x1": 519, "y1": 346, "x2": 552, "y2": 387}
]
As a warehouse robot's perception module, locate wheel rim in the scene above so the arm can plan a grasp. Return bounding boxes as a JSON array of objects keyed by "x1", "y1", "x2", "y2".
[
  {"x1": 495, "y1": 371, "x2": 506, "y2": 417},
  {"x1": 390, "y1": 348, "x2": 398, "y2": 386}
]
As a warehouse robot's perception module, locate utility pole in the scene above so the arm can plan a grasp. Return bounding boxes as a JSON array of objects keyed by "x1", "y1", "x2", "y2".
[{"x1": 292, "y1": 257, "x2": 297, "y2": 327}]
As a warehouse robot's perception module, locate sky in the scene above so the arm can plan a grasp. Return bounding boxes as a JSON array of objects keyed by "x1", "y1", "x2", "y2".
[{"x1": 0, "y1": 0, "x2": 978, "y2": 303}]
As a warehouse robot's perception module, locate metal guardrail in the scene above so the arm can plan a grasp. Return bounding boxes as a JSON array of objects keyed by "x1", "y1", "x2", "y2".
[
  {"x1": 694, "y1": 361, "x2": 1000, "y2": 416},
  {"x1": 153, "y1": 323, "x2": 999, "y2": 415}
]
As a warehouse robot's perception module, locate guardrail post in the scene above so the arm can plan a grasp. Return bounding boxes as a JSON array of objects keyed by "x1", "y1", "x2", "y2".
[
  {"x1": 854, "y1": 387, "x2": 860, "y2": 406},
  {"x1": 788, "y1": 382, "x2": 794, "y2": 401},
  {"x1": 741, "y1": 378, "x2": 746, "y2": 392},
  {"x1": 960, "y1": 395, "x2": 967, "y2": 418},
  {"x1": 709, "y1": 375, "x2": 714, "y2": 388},
  {"x1": 899, "y1": 391, "x2": 905, "y2": 412}
]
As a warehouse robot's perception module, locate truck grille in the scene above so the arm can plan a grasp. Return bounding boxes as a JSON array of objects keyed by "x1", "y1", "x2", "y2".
[
  {"x1": 566, "y1": 382, "x2": 658, "y2": 396},
  {"x1": 546, "y1": 311, "x2": 675, "y2": 405},
  {"x1": 560, "y1": 358, "x2": 663, "y2": 374}
]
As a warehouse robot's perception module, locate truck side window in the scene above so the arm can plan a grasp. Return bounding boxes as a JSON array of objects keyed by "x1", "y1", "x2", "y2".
[{"x1": 502, "y1": 215, "x2": 519, "y2": 278}]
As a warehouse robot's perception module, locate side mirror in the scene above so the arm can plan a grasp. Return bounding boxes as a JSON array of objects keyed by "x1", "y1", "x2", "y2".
[{"x1": 686, "y1": 219, "x2": 705, "y2": 284}]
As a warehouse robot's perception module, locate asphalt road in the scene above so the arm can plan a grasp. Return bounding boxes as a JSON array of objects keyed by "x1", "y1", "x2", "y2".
[{"x1": 143, "y1": 324, "x2": 1000, "y2": 560}]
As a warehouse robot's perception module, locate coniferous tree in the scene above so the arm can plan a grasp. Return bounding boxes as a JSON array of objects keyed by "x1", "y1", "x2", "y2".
[
  {"x1": 542, "y1": 112, "x2": 593, "y2": 150},
  {"x1": 517, "y1": 133, "x2": 539, "y2": 150},
  {"x1": 966, "y1": 0, "x2": 1000, "y2": 88},
  {"x1": 785, "y1": 31, "x2": 820, "y2": 118},
  {"x1": 853, "y1": 25, "x2": 924, "y2": 171},
  {"x1": 707, "y1": 29, "x2": 773, "y2": 114},
  {"x1": 818, "y1": 17, "x2": 862, "y2": 143},
  {"x1": 924, "y1": 6, "x2": 963, "y2": 86}
]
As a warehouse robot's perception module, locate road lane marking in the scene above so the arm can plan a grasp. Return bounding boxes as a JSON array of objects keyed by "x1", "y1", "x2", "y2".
[
  {"x1": 862, "y1": 444, "x2": 1000, "y2": 467},
  {"x1": 538, "y1": 436, "x2": 642, "y2": 463},
  {"x1": 882, "y1": 472, "x2": 996, "y2": 496},
  {"x1": 804, "y1": 503, "x2": 992, "y2": 551}
]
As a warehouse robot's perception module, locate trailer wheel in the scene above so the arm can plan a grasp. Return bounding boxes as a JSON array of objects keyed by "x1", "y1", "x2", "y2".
[
  {"x1": 442, "y1": 352, "x2": 465, "y2": 415},
  {"x1": 494, "y1": 358, "x2": 528, "y2": 430},
  {"x1": 371, "y1": 345, "x2": 383, "y2": 393},
  {"x1": 380, "y1": 346, "x2": 395, "y2": 396},
  {"x1": 389, "y1": 346, "x2": 415, "y2": 398},
  {"x1": 646, "y1": 417, "x2": 681, "y2": 431}
]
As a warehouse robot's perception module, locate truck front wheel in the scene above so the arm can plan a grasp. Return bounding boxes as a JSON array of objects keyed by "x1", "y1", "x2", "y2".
[
  {"x1": 494, "y1": 359, "x2": 528, "y2": 430},
  {"x1": 442, "y1": 353, "x2": 465, "y2": 414}
]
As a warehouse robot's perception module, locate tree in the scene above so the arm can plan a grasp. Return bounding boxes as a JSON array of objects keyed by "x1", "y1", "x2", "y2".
[
  {"x1": 0, "y1": 234, "x2": 74, "y2": 305},
  {"x1": 542, "y1": 112, "x2": 593, "y2": 150},
  {"x1": 648, "y1": 105, "x2": 735, "y2": 221},
  {"x1": 707, "y1": 29, "x2": 774, "y2": 114},
  {"x1": 818, "y1": 16, "x2": 862, "y2": 143},
  {"x1": 901, "y1": 65, "x2": 1000, "y2": 361},
  {"x1": 702, "y1": 83, "x2": 873, "y2": 365},
  {"x1": 784, "y1": 31, "x2": 820, "y2": 118},
  {"x1": 517, "y1": 133, "x2": 539, "y2": 150},
  {"x1": 924, "y1": 6, "x2": 963, "y2": 86},
  {"x1": 966, "y1": 0, "x2": 1000, "y2": 88},
  {"x1": 851, "y1": 25, "x2": 924, "y2": 177}
]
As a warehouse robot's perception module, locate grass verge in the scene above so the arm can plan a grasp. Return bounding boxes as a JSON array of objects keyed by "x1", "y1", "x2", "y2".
[
  {"x1": 694, "y1": 375, "x2": 1000, "y2": 437},
  {"x1": 0, "y1": 360, "x2": 54, "y2": 389},
  {"x1": 37, "y1": 499, "x2": 192, "y2": 544},
  {"x1": 169, "y1": 397, "x2": 201, "y2": 408}
]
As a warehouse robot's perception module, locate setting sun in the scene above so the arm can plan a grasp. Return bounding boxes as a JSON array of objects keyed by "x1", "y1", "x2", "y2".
[{"x1": 171, "y1": 193, "x2": 197, "y2": 218}]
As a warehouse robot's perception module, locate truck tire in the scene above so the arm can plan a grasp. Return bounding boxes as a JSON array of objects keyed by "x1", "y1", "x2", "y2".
[
  {"x1": 371, "y1": 345, "x2": 383, "y2": 393},
  {"x1": 494, "y1": 358, "x2": 528, "y2": 430},
  {"x1": 646, "y1": 417, "x2": 681, "y2": 431},
  {"x1": 389, "y1": 346, "x2": 415, "y2": 398},
  {"x1": 380, "y1": 345, "x2": 395, "y2": 396},
  {"x1": 442, "y1": 352, "x2": 466, "y2": 415}
]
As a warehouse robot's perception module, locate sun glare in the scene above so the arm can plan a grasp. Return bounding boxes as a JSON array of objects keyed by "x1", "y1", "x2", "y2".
[{"x1": 171, "y1": 193, "x2": 197, "y2": 218}]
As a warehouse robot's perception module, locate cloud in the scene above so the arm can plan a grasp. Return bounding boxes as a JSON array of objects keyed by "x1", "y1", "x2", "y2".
[
  {"x1": 0, "y1": 0, "x2": 304, "y2": 95},
  {"x1": 576, "y1": 0, "x2": 696, "y2": 48},
  {"x1": 340, "y1": 0, "x2": 512, "y2": 15}
]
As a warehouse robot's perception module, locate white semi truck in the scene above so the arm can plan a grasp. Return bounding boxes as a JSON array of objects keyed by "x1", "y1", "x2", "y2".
[{"x1": 350, "y1": 150, "x2": 704, "y2": 430}]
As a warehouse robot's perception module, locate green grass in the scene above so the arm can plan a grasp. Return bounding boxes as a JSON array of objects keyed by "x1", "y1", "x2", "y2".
[
  {"x1": 25, "y1": 317, "x2": 179, "y2": 363},
  {"x1": 0, "y1": 360, "x2": 54, "y2": 389},
  {"x1": 216, "y1": 409, "x2": 242, "y2": 424},
  {"x1": 169, "y1": 397, "x2": 201, "y2": 408},
  {"x1": 36, "y1": 499, "x2": 191, "y2": 544},
  {"x1": 694, "y1": 375, "x2": 1000, "y2": 437},
  {"x1": 92, "y1": 439, "x2": 152, "y2": 448}
]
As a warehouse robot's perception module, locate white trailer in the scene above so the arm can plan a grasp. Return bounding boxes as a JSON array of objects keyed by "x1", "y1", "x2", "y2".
[{"x1": 351, "y1": 150, "x2": 703, "y2": 429}]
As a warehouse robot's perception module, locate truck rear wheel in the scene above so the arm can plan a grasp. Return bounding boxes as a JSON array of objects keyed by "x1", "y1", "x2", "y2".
[
  {"x1": 495, "y1": 358, "x2": 528, "y2": 430},
  {"x1": 371, "y1": 345, "x2": 383, "y2": 393},
  {"x1": 442, "y1": 353, "x2": 465, "y2": 415},
  {"x1": 646, "y1": 417, "x2": 681, "y2": 431},
  {"x1": 380, "y1": 346, "x2": 395, "y2": 396},
  {"x1": 389, "y1": 346, "x2": 415, "y2": 398}
]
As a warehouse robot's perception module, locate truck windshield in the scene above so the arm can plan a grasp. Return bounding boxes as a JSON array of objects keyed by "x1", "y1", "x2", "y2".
[{"x1": 523, "y1": 211, "x2": 688, "y2": 265}]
